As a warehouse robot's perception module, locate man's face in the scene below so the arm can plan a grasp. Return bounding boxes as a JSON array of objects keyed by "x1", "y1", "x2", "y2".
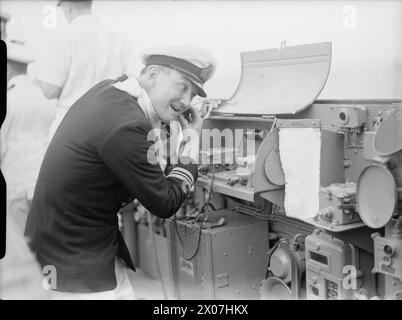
[{"x1": 147, "y1": 67, "x2": 198, "y2": 122}]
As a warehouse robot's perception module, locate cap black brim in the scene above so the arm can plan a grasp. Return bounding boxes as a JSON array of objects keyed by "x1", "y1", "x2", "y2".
[
  {"x1": 197, "y1": 87, "x2": 207, "y2": 98},
  {"x1": 183, "y1": 77, "x2": 206, "y2": 98}
]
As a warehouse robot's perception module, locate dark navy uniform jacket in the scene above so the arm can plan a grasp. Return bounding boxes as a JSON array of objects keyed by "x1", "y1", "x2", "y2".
[{"x1": 25, "y1": 75, "x2": 198, "y2": 292}]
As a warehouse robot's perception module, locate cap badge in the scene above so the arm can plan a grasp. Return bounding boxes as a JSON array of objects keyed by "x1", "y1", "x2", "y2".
[{"x1": 200, "y1": 65, "x2": 213, "y2": 82}]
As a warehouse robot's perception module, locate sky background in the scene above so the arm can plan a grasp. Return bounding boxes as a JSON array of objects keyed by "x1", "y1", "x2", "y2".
[{"x1": 1, "y1": 0, "x2": 402, "y2": 100}]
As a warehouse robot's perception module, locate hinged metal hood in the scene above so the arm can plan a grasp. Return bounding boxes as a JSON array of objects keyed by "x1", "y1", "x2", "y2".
[{"x1": 215, "y1": 42, "x2": 332, "y2": 116}]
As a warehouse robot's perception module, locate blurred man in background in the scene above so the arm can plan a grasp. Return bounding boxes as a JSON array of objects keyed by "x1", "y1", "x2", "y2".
[
  {"x1": 0, "y1": 10, "x2": 11, "y2": 39},
  {"x1": 0, "y1": 15, "x2": 53, "y2": 299},
  {"x1": 25, "y1": 45, "x2": 216, "y2": 299},
  {"x1": 37, "y1": 0, "x2": 139, "y2": 139},
  {"x1": 2, "y1": 38, "x2": 56, "y2": 236},
  {"x1": 0, "y1": 216, "x2": 50, "y2": 300}
]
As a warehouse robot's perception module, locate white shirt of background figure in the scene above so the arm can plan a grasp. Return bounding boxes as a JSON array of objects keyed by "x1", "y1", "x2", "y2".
[{"x1": 37, "y1": 2, "x2": 139, "y2": 139}]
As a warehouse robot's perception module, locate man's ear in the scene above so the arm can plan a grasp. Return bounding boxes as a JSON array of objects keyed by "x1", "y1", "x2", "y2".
[{"x1": 147, "y1": 65, "x2": 160, "y2": 85}]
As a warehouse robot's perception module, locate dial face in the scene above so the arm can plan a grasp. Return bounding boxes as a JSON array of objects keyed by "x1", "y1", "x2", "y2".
[{"x1": 357, "y1": 165, "x2": 397, "y2": 229}]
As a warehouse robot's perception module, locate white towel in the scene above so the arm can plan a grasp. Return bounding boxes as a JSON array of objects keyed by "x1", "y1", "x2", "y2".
[{"x1": 279, "y1": 127, "x2": 321, "y2": 220}]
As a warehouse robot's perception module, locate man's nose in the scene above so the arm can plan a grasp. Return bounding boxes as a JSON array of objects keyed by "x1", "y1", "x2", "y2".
[{"x1": 180, "y1": 92, "x2": 192, "y2": 107}]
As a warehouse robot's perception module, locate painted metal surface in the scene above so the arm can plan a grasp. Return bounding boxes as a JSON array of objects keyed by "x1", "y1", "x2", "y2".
[
  {"x1": 215, "y1": 42, "x2": 332, "y2": 115},
  {"x1": 306, "y1": 229, "x2": 360, "y2": 300},
  {"x1": 373, "y1": 109, "x2": 402, "y2": 156},
  {"x1": 167, "y1": 210, "x2": 269, "y2": 299}
]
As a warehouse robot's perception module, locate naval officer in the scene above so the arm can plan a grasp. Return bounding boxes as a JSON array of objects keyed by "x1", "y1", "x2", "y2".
[{"x1": 25, "y1": 45, "x2": 216, "y2": 299}]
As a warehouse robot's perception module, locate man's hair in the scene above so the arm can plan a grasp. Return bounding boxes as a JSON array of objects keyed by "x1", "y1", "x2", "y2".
[{"x1": 140, "y1": 65, "x2": 171, "y2": 76}]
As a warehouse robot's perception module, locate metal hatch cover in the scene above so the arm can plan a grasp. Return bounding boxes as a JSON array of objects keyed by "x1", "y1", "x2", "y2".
[{"x1": 215, "y1": 42, "x2": 332, "y2": 116}]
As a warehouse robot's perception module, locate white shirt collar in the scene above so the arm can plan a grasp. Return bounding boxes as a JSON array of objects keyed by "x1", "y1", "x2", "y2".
[{"x1": 112, "y1": 76, "x2": 162, "y2": 129}]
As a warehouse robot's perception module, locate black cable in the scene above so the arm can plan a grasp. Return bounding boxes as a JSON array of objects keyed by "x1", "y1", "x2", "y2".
[
  {"x1": 173, "y1": 195, "x2": 215, "y2": 262},
  {"x1": 173, "y1": 208, "x2": 207, "y2": 261},
  {"x1": 173, "y1": 214, "x2": 187, "y2": 253},
  {"x1": 173, "y1": 163, "x2": 217, "y2": 262},
  {"x1": 183, "y1": 220, "x2": 203, "y2": 261}
]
